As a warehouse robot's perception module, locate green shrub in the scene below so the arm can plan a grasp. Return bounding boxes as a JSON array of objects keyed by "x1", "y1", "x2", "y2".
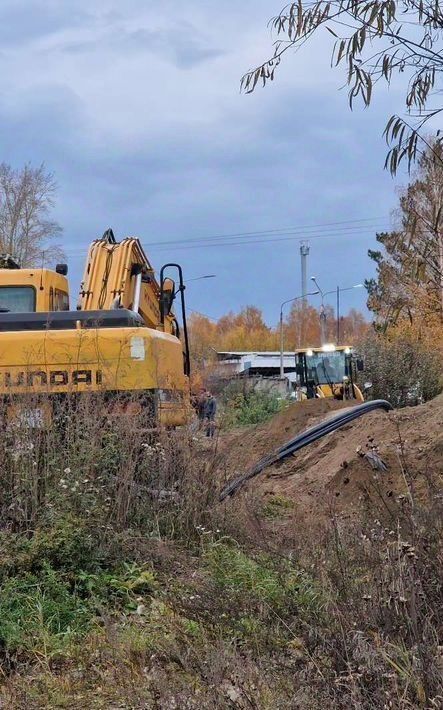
[
  {"x1": 77, "y1": 562, "x2": 157, "y2": 609},
  {"x1": 359, "y1": 332, "x2": 442, "y2": 406},
  {"x1": 0, "y1": 515, "x2": 103, "y2": 583},
  {"x1": 221, "y1": 386, "x2": 285, "y2": 428}
]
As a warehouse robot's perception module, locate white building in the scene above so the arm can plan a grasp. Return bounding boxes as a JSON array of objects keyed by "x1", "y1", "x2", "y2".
[{"x1": 216, "y1": 351, "x2": 297, "y2": 382}]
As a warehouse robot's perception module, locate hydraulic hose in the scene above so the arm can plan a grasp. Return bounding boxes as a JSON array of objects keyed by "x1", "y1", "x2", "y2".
[{"x1": 219, "y1": 399, "x2": 393, "y2": 501}]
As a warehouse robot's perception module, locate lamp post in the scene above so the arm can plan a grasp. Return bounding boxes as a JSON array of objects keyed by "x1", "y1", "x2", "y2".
[
  {"x1": 185, "y1": 274, "x2": 216, "y2": 284},
  {"x1": 175, "y1": 274, "x2": 216, "y2": 297},
  {"x1": 280, "y1": 291, "x2": 319, "y2": 379},
  {"x1": 322, "y1": 284, "x2": 363, "y2": 344},
  {"x1": 310, "y1": 277, "x2": 326, "y2": 345}
]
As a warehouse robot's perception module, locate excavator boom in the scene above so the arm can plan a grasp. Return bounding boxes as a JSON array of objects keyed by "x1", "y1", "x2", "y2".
[{"x1": 78, "y1": 232, "x2": 161, "y2": 328}]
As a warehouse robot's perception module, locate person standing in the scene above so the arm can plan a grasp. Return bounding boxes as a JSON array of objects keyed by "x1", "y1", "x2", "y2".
[
  {"x1": 203, "y1": 391, "x2": 217, "y2": 438},
  {"x1": 197, "y1": 388, "x2": 207, "y2": 429}
]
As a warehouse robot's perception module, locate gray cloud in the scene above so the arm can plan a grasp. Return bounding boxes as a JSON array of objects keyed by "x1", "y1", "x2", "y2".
[
  {"x1": 127, "y1": 27, "x2": 224, "y2": 68},
  {"x1": 0, "y1": 2, "x2": 92, "y2": 46},
  {"x1": 0, "y1": 0, "x2": 401, "y2": 321},
  {"x1": 62, "y1": 24, "x2": 224, "y2": 68}
]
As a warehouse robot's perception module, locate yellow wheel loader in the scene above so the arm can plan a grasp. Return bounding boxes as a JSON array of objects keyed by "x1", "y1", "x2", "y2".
[
  {"x1": 0, "y1": 230, "x2": 190, "y2": 428},
  {"x1": 295, "y1": 345, "x2": 366, "y2": 401}
]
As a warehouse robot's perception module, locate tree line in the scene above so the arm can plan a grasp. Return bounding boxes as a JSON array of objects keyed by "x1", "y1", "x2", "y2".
[{"x1": 188, "y1": 304, "x2": 368, "y2": 369}]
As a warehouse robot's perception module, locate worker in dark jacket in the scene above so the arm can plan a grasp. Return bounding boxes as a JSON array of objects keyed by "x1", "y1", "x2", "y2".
[
  {"x1": 196, "y1": 388, "x2": 207, "y2": 429},
  {"x1": 203, "y1": 391, "x2": 217, "y2": 438}
]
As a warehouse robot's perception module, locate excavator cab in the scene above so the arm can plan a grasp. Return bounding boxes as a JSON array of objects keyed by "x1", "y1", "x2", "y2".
[{"x1": 0, "y1": 254, "x2": 70, "y2": 313}]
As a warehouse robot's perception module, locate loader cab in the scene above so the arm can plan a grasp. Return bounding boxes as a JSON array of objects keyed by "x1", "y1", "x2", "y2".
[
  {"x1": 0, "y1": 262, "x2": 70, "y2": 313},
  {"x1": 295, "y1": 345, "x2": 364, "y2": 401}
]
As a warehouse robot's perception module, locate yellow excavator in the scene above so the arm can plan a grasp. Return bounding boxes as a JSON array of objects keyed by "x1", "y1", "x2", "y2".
[
  {"x1": 295, "y1": 345, "x2": 366, "y2": 401},
  {"x1": 0, "y1": 230, "x2": 190, "y2": 428}
]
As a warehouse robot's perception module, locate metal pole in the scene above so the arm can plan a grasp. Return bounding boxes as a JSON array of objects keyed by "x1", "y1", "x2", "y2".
[
  {"x1": 320, "y1": 304, "x2": 326, "y2": 345},
  {"x1": 160, "y1": 263, "x2": 191, "y2": 377},
  {"x1": 300, "y1": 242, "x2": 310, "y2": 301},
  {"x1": 336, "y1": 285, "x2": 340, "y2": 345},
  {"x1": 280, "y1": 291, "x2": 319, "y2": 380},
  {"x1": 280, "y1": 308, "x2": 284, "y2": 379}
]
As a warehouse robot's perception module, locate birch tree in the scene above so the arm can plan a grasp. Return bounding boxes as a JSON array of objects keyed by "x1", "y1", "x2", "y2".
[{"x1": 0, "y1": 163, "x2": 63, "y2": 267}]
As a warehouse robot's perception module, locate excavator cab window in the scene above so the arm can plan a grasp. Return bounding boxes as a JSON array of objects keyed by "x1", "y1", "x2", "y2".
[
  {"x1": 0, "y1": 286, "x2": 36, "y2": 313},
  {"x1": 54, "y1": 289, "x2": 69, "y2": 311}
]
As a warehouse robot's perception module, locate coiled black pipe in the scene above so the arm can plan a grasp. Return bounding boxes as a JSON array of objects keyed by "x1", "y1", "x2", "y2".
[{"x1": 219, "y1": 399, "x2": 393, "y2": 501}]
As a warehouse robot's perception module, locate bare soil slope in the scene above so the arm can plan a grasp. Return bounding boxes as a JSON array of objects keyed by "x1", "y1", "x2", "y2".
[{"x1": 217, "y1": 395, "x2": 443, "y2": 525}]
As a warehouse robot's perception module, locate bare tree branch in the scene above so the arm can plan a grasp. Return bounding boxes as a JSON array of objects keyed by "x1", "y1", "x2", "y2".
[
  {"x1": 243, "y1": 1, "x2": 443, "y2": 173},
  {"x1": 0, "y1": 163, "x2": 63, "y2": 267}
]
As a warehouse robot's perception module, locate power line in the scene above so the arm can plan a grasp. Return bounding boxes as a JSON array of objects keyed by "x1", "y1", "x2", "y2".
[
  {"x1": 63, "y1": 221, "x2": 388, "y2": 257},
  {"x1": 143, "y1": 217, "x2": 388, "y2": 249},
  {"x1": 146, "y1": 228, "x2": 387, "y2": 252}
]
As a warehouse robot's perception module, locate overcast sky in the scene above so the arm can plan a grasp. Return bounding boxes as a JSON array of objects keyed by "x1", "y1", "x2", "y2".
[{"x1": 0, "y1": 0, "x2": 406, "y2": 324}]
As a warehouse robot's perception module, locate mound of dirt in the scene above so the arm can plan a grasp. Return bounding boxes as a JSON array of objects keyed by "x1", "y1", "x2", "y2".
[
  {"x1": 216, "y1": 398, "x2": 351, "y2": 473},
  {"x1": 217, "y1": 395, "x2": 443, "y2": 526}
]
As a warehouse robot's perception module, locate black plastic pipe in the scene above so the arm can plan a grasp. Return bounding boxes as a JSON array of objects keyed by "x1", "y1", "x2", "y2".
[{"x1": 219, "y1": 400, "x2": 393, "y2": 501}]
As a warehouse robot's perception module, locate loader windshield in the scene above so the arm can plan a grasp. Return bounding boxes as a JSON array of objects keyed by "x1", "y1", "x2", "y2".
[
  {"x1": 0, "y1": 286, "x2": 36, "y2": 312},
  {"x1": 306, "y1": 352, "x2": 346, "y2": 385}
]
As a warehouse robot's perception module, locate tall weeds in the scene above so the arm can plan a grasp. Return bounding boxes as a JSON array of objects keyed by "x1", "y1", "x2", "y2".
[{"x1": 0, "y1": 391, "x2": 441, "y2": 708}]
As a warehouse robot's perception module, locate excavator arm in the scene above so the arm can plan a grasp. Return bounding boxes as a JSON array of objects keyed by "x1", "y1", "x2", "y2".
[{"x1": 78, "y1": 229, "x2": 176, "y2": 334}]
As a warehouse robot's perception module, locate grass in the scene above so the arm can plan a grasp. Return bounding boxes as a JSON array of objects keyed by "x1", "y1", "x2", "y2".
[
  {"x1": 204, "y1": 538, "x2": 323, "y2": 619},
  {"x1": 0, "y1": 393, "x2": 442, "y2": 708},
  {"x1": 0, "y1": 565, "x2": 90, "y2": 660},
  {"x1": 262, "y1": 494, "x2": 295, "y2": 519}
]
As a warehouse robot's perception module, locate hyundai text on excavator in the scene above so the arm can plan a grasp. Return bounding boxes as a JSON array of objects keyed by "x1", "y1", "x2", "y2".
[
  {"x1": 295, "y1": 345, "x2": 366, "y2": 402},
  {"x1": 0, "y1": 230, "x2": 190, "y2": 428}
]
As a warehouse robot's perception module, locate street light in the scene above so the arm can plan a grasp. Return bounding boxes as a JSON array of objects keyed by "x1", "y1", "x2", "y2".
[
  {"x1": 311, "y1": 278, "x2": 364, "y2": 345},
  {"x1": 174, "y1": 274, "x2": 216, "y2": 296},
  {"x1": 185, "y1": 274, "x2": 216, "y2": 283},
  {"x1": 310, "y1": 277, "x2": 327, "y2": 344},
  {"x1": 279, "y1": 291, "x2": 319, "y2": 379},
  {"x1": 327, "y1": 284, "x2": 363, "y2": 345}
]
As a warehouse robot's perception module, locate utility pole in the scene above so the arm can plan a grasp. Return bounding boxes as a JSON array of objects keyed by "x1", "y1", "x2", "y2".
[
  {"x1": 279, "y1": 308, "x2": 285, "y2": 379},
  {"x1": 299, "y1": 242, "x2": 310, "y2": 346},
  {"x1": 300, "y1": 242, "x2": 310, "y2": 300},
  {"x1": 279, "y1": 291, "x2": 319, "y2": 379},
  {"x1": 319, "y1": 305, "x2": 327, "y2": 345},
  {"x1": 311, "y1": 276, "x2": 326, "y2": 345},
  {"x1": 314, "y1": 283, "x2": 363, "y2": 345},
  {"x1": 336, "y1": 285, "x2": 340, "y2": 345}
]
